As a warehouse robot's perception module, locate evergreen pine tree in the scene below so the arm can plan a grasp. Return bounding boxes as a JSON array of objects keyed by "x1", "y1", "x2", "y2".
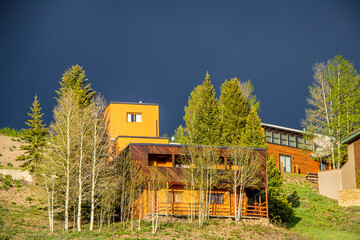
[
  {"x1": 219, "y1": 78, "x2": 249, "y2": 146},
  {"x1": 56, "y1": 64, "x2": 96, "y2": 107},
  {"x1": 242, "y1": 105, "x2": 267, "y2": 148},
  {"x1": 184, "y1": 72, "x2": 220, "y2": 145},
  {"x1": 17, "y1": 94, "x2": 47, "y2": 185}
]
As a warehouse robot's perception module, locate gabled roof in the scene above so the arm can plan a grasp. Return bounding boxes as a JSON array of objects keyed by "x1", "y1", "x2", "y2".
[{"x1": 341, "y1": 128, "x2": 360, "y2": 145}]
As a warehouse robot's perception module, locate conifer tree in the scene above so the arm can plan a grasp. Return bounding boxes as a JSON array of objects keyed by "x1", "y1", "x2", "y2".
[
  {"x1": 56, "y1": 64, "x2": 96, "y2": 107},
  {"x1": 184, "y1": 72, "x2": 220, "y2": 145},
  {"x1": 17, "y1": 94, "x2": 47, "y2": 185},
  {"x1": 242, "y1": 105, "x2": 267, "y2": 148},
  {"x1": 219, "y1": 78, "x2": 249, "y2": 146}
]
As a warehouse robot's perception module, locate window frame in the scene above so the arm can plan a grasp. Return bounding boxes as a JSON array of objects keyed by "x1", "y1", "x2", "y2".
[{"x1": 127, "y1": 113, "x2": 142, "y2": 122}]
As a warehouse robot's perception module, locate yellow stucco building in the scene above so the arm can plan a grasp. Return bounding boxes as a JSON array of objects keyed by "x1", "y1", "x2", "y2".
[{"x1": 105, "y1": 102, "x2": 169, "y2": 152}]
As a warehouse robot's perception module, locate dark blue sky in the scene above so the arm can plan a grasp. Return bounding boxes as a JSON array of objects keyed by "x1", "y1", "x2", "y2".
[{"x1": 1, "y1": 0, "x2": 360, "y2": 136}]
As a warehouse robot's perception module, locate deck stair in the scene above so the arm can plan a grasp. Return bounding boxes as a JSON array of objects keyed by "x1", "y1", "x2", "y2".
[{"x1": 305, "y1": 172, "x2": 319, "y2": 189}]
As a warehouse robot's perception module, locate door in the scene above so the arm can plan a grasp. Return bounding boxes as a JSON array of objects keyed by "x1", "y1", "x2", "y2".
[{"x1": 279, "y1": 155, "x2": 292, "y2": 172}]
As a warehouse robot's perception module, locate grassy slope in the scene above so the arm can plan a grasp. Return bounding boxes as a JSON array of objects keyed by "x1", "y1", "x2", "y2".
[
  {"x1": 283, "y1": 173, "x2": 360, "y2": 240},
  {"x1": 0, "y1": 172, "x2": 359, "y2": 239}
]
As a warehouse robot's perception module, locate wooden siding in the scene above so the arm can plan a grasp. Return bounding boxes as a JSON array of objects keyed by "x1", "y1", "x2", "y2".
[
  {"x1": 354, "y1": 139, "x2": 360, "y2": 170},
  {"x1": 128, "y1": 144, "x2": 267, "y2": 188},
  {"x1": 267, "y1": 143, "x2": 319, "y2": 174},
  {"x1": 134, "y1": 186, "x2": 267, "y2": 219}
]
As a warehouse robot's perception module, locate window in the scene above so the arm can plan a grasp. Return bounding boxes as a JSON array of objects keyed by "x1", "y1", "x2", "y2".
[
  {"x1": 305, "y1": 139, "x2": 313, "y2": 151},
  {"x1": 297, "y1": 137, "x2": 304, "y2": 149},
  {"x1": 210, "y1": 193, "x2": 224, "y2": 204},
  {"x1": 279, "y1": 154, "x2": 292, "y2": 173},
  {"x1": 265, "y1": 130, "x2": 272, "y2": 143},
  {"x1": 289, "y1": 135, "x2": 296, "y2": 148},
  {"x1": 281, "y1": 133, "x2": 288, "y2": 146},
  {"x1": 168, "y1": 192, "x2": 182, "y2": 203},
  {"x1": 127, "y1": 113, "x2": 141, "y2": 122},
  {"x1": 273, "y1": 132, "x2": 280, "y2": 144}
]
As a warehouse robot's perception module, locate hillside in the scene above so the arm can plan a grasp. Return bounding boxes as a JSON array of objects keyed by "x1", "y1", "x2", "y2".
[
  {"x1": 0, "y1": 133, "x2": 359, "y2": 239},
  {"x1": 283, "y1": 173, "x2": 360, "y2": 240},
  {"x1": 0, "y1": 135, "x2": 26, "y2": 169}
]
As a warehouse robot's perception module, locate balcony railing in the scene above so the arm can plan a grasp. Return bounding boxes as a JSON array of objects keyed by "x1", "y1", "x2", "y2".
[{"x1": 152, "y1": 201, "x2": 267, "y2": 218}]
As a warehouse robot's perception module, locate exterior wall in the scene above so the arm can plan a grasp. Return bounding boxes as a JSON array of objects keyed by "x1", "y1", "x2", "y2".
[
  {"x1": 342, "y1": 143, "x2": 356, "y2": 189},
  {"x1": 0, "y1": 169, "x2": 33, "y2": 183},
  {"x1": 106, "y1": 103, "x2": 160, "y2": 139},
  {"x1": 267, "y1": 143, "x2": 319, "y2": 174},
  {"x1": 318, "y1": 169, "x2": 342, "y2": 200},
  {"x1": 138, "y1": 186, "x2": 249, "y2": 217},
  {"x1": 338, "y1": 189, "x2": 360, "y2": 207},
  {"x1": 355, "y1": 140, "x2": 360, "y2": 187}
]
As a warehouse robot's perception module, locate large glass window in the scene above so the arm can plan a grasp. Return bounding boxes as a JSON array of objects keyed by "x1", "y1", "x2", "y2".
[
  {"x1": 281, "y1": 133, "x2": 288, "y2": 146},
  {"x1": 279, "y1": 154, "x2": 292, "y2": 172},
  {"x1": 305, "y1": 139, "x2": 313, "y2": 151},
  {"x1": 265, "y1": 130, "x2": 272, "y2": 143},
  {"x1": 273, "y1": 132, "x2": 280, "y2": 144},
  {"x1": 289, "y1": 135, "x2": 296, "y2": 147},
  {"x1": 168, "y1": 192, "x2": 182, "y2": 203},
  {"x1": 297, "y1": 137, "x2": 304, "y2": 149},
  {"x1": 210, "y1": 193, "x2": 224, "y2": 204}
]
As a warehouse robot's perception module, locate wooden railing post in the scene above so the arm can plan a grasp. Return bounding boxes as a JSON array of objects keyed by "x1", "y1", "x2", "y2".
[
  {"x1": 265, "y1": 187, "x2": 269, "y2": 218},
  {"x1": 147, "y1": 181, "x2": 150, "y2": 214}
]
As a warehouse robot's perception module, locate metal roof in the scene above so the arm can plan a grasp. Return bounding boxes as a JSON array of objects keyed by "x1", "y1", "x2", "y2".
[
  {"x1": 261, "y1": 123, "x2": 304, "y2": 135},
  {"x1": 341, "y1": 128, "x2": 360, "y2": 145}
]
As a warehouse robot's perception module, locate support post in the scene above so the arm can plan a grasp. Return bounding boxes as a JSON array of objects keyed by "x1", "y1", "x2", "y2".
[
  {"x1": 147, "y1": 181, "x2": 150, "y2": 214},
  {"x1": 166, "y1": 181, "x2": 169, "y2": 216},
  {"x1": 265, "y1": 187, "x2": 269, "y2": 218}
]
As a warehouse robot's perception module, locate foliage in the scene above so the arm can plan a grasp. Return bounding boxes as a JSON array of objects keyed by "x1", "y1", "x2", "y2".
[
  {"x1": 16, "y1": 95, "x2": 47, "y2": 186},
  {"x1": 241, "y1": 105, "x2": 267, "y2": 148},
  {"x1": 174, "y1": 125, "x2": 188, "y2": 144},
  {"x1": 0, "y1": 127, "x2": 25, "y2": 137},
  {"x1": 184, "y1": 72, "x2": 220, "y2": 145},
  {"x1": 266, "y1": 155, "x2": 294, "y2": 222},
  {"x1": 219, "y1": 78, "x2": 249, "y2": 145},
  {"x1": 56, "y1": 64, "x2": 96, "y2": 107},
  {"x1": 303, "y1": 55, "x2": 360, "y2": 168}
]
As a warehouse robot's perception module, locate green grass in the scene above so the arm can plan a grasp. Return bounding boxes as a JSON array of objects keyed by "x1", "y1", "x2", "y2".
[{"x1": 283, "y1": 174, "x2": 360, "y2": 240}]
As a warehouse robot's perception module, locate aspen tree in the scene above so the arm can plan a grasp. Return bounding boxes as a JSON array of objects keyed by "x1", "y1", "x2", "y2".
[
  {"x1": 303, "y1": 55, "x2": 360, "y2": 168},
  {"x1": 50, "y1": 90, "x2": 79, "y2": 231},
  {"x1": 89, "y1": 95, "x2": 110, "y2": 231}
]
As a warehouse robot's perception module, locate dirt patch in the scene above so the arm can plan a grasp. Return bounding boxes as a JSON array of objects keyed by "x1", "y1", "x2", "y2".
[
  {"x1": 0, "y1": 183, "x2": 42, "y2": 207},
  {"x1": 0, "y1": 135, "x2": 26, "y2": 168}
]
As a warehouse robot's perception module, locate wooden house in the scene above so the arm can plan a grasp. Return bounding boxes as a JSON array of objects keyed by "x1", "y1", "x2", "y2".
[
  {"x1": 126, "y1": 143, "x2": 268, "y2": 219},
  {"x1": 261, "y1": 123, "x2": 319, "y2": 174}
]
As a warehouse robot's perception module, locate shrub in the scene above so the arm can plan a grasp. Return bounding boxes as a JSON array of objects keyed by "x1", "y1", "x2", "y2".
[
  {"x1": 11, "y1": 138, "x2": 16, "y2": 141},
  {"x1": 12, "y1": 145, "x2": 16, "y2": 149},
  {"x1": 26, "y1": 196, "x2": 33, "y2": 202},
  {"x1": 267, "y1": 155, "x2": 294, "y2": 223},
  {"x1": 14, "y1": 180, "x2": 21, "y2": 188},
  {"x1": 9, "y1": 148, "x2": 13, "y2": 152},
  {"x1": 0, "y1": 127, "x2": 25, "y2": 137},
  {"x1": 16, "y1": 139, "x2": 21, "y2": 142},
  {"x1": 4, "y1": 175, "x2": 12, "y2": 181},
  {"x1": 6, "y1": 163, "x2": 12, "y2": 167},
  {"x1": 0, "y1": 153, "x2": 2, "y2": 156},
  {"x1": 3, "y1": 180, "x2": 12, "y2": 188}
]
